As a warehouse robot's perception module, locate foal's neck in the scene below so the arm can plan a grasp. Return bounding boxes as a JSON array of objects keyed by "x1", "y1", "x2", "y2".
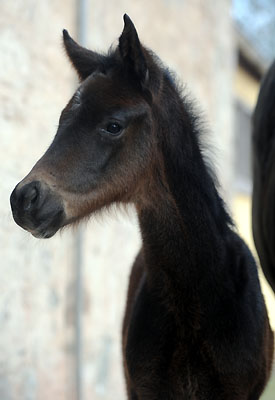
[
  {"x1": 137, "y1": 179, "x2": 226, "y2": 290},
  {"x1": 136, "y1": 86, "x2": 231, "y2": 295}
]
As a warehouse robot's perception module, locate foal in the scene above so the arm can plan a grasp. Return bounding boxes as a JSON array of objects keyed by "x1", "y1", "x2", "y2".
[{"x1": 10, "y1": 15, "x2": 273, "y2": 399}]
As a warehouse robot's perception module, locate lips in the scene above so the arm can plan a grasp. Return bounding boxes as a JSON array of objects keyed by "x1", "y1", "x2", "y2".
[{"x1": 27, "y1": 209, "x2": 65, "y2": 238}]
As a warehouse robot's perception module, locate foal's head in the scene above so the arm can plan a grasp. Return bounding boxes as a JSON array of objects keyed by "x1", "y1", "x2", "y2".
[{"x1": 10, "y1": 15, "x2": 164, "y2": 238}]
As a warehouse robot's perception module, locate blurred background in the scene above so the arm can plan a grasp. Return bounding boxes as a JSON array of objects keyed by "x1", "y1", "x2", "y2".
[{"x1": 1, "y1": 0, "x2": 274, "y2": 399}]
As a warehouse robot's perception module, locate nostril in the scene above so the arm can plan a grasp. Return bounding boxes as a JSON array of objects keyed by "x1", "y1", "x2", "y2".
[
  {"x1": 10, "y1": 181, "x2": 43, "y2": 219},
  {"x1": 23, "y1": 185, "x2": 39, "y2": 211}
]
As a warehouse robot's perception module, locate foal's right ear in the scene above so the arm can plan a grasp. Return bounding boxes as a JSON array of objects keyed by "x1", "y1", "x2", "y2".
[
  {"x1": 119, "y1": 15, "x2": 148, "y2": 87},
  {"x1": 63, "y1": 30, "x2": 104, "y2": 81}
]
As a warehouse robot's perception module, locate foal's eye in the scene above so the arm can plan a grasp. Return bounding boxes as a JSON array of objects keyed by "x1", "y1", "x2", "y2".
[{"x1": 106, "y1": 122, "x2": 122, "y2": 135}]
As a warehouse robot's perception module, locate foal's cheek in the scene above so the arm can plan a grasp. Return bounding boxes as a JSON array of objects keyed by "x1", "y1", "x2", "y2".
[{"x1": 70, "y1": 142, "x2": 115, "y2": 191}]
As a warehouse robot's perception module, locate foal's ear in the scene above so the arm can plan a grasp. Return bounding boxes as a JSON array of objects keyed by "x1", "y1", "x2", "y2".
[
  {"x1": 119, "y1": 15, "x2": 148, "y2": 87},
  {"x1": 63, "y1": 30, "x2": 104, "y2": 81}
]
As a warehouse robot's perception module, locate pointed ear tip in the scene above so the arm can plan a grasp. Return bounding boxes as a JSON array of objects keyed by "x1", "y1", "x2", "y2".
[
  {"x1": 62, "y1": 29, "x2": 70, "y2": 40},
  {"x1": 123, "y1": 14, "x2": 132, "y2": 25}
]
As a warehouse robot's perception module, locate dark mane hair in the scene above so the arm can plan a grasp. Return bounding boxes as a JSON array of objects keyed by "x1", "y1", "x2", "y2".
[{"x1": 157, "y1": 64, "x2": 233, "y2": 232}]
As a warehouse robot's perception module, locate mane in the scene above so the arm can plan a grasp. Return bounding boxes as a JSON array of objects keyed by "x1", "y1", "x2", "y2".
[{"x1": 158, "y1": 65, "x2": 233, "y2": 232}]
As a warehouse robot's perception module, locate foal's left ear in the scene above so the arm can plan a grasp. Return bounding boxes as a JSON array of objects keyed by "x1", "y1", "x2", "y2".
[
  {"x1": 119, "y1": 15, "x2": 148, "y2": 87},
  {"x1": 63, "y1": 30, "x2": 105, "y2": 81}
]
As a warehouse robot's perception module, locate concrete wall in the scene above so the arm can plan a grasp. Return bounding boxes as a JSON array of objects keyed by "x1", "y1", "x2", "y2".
[
  {"x1": 0, "y1": 1, "x2": 77, "y2": 399},
  {"x1": 0, "y1": 0, "x2": 234, "y2": 399}
]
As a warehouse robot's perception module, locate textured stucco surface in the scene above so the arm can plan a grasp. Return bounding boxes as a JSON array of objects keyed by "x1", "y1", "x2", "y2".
[
  {"x1": 0, "y1": 1, "x2": 77, "y2": 399},
  {"x1": 0, "y1": 0, "x2": 235, "y2": 399}
]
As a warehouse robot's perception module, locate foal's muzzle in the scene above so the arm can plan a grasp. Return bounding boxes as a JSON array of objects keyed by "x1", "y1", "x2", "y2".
[{"x1": 10, "y1": 180, "x2": 65, "y2": 238}]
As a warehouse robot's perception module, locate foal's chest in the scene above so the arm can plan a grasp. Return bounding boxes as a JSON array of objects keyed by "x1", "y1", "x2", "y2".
[{"x1": 124, "y1": 280, "x2": 212, "y2": 399}]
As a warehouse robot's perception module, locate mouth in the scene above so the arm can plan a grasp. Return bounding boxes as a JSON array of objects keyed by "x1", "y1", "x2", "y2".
[
  {"x1": 12, "y1": 208, "x2": 65, "y2": 239},
  {"x1": 30, "y1": 229, "x2": 59, "y2": 239},
  {"x1": 28, "y1": 213, "x2": 65, "y2": 238}
]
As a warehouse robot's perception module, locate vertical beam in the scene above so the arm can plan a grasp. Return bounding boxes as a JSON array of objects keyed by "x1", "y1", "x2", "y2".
[
  {"x1": 74, "y1": 2, "x2": 88, "y2": 400},
  {"x1": 77, "y1": 0, "x2": 89, "y2": 47},
  {"x1": 74, "y1": 227, "x2": 84, "y2": 400}
]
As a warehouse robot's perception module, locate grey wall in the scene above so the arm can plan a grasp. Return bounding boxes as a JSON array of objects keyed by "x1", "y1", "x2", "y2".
[
  {"x1": 0, "y1": 0, "x2": 234, "y2": 399},
  {"x1": 0, "y1": 1, "x2": 77, "y2": 398}
]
